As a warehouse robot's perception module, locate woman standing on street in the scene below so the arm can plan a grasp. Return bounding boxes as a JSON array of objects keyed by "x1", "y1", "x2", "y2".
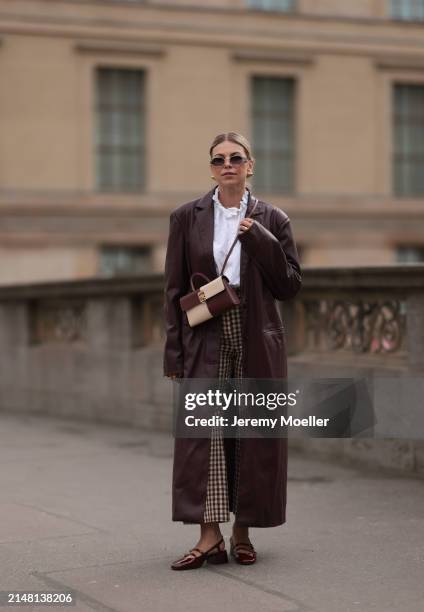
[{"x1": 163, "y1": 132, "x2": 302, "y2": 570}]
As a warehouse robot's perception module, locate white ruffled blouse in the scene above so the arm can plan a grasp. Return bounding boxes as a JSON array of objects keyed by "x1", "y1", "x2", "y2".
[{"x1": 212, "y1": 186, "x2": 249, "y2": 286}]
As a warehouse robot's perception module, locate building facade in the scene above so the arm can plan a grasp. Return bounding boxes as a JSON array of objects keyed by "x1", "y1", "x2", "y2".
[{"x1": 0, "y1": 0, "x2": 424, "y2": 283}]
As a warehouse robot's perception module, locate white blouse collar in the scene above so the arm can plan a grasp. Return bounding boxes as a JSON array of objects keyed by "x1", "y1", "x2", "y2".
[{"x1": 213, "y1": 187, "x2": 249, "y2": 213}]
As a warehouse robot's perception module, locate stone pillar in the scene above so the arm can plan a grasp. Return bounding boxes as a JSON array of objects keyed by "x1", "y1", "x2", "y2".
[
  {"x1": 86, "y1": 297, "x2": 133, "y2": 350},
  {"x1": 406, "y1": 293, "x2": 424, "y2": 370},
  {"x1": 0, "y1": 302, "x2": 30, "y2": 412}
]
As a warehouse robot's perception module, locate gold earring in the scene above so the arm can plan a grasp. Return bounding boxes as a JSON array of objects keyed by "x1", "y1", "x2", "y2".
[{"x1": 211, "y1": 175, "x2": 216, "y2": 179}]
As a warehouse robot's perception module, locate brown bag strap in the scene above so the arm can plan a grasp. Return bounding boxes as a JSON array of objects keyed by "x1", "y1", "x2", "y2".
[
  {"x1": 190, "y1": 272, "x2": 211, "y2": 292},
  {"x1": 219, "y1": 197, "x2": 259, "y2": 276}
]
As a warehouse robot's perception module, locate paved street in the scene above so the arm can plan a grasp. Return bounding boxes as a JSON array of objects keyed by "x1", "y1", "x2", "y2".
[{"x1": 0, "y1": 412, "x2": 423, "y2": 612}]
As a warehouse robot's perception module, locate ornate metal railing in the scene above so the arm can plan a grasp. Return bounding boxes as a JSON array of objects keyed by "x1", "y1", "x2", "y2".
[{"x1": 283, "y1": 265, "x2": 424, "y2": 369}]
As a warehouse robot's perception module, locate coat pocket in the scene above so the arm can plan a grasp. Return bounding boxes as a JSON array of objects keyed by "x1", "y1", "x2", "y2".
[{"x1": 263, "y1": 325, "x2": 285, "y2": 335}]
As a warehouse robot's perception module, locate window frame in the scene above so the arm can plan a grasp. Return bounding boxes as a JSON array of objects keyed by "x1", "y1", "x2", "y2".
[
  {"x1": 388, "y1": 0, "x2": 424, "y2": 22},
  {"x1": 392, "y1": 81, "x2": 424, "y2": 197},
  {"x1": 250, "y1": 74, "x2": 297, "y2": 195},
  {"x1": 395, "y1": 245, "x2": 424, "y2": 262},
  {"x1": 94, "y1": 66, "x2": 147, "y2": 194},
  {"x1": 98, "y1": 244, "x2": 152, "y2": 277},
  {"x1": 246, "y1": 0, "x2": 297, "y2": 13}
]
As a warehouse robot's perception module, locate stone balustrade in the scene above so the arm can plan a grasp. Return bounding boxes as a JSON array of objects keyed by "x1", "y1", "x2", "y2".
[{"x1": 1, "y1": 265, "x2": 423, "y2": 474}]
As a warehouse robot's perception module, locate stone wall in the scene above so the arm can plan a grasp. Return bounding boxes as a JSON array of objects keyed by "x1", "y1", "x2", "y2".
[{"x1": 1, "y1": 266, "x2": 424, "y2": 475}]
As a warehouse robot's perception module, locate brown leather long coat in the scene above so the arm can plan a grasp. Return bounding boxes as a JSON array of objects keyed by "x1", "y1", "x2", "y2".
[{"x1": 163, "y1": 187, "x2": 302, "y2": 527}]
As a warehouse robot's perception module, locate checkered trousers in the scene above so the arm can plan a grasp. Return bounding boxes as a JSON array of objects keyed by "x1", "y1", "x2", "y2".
[{"x1": 203, "y1": 292, "x2": 243, "y2": 523}]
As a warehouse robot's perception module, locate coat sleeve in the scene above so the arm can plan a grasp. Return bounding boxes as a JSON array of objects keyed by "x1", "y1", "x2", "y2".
[
  {"x1": 238, "y1": 208, "x2": 302, "y2": 301},
  {"x1": 163, "y1": 212, "x2": 189, "y2": 377}
]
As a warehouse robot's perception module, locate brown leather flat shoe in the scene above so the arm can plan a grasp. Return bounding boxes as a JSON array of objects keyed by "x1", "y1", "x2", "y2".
[
  {"x1": 230, "y1": 536, "x2": 257, "y2": 565},
  {"x1": 171, "y1": 537, "x2": 228, "y2": 571}
]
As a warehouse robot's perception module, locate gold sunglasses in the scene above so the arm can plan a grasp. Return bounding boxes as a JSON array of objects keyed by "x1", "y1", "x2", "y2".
[{"x1": 210, "y1": 154, "x2": 248, "y2": 167}]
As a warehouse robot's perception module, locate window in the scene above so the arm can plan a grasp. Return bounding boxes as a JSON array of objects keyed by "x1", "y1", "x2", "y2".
[
  {"x1": 99, "y1": 246, "x2": 151, "y2": 276},
  {"x1": 251, "y1": 76, "x2": 295, "y2": 193},
  {"x1": 247, "y1": 0, "x2": 295, "y2": 11},
  {"x1": 389, "y1": 0, "x2": 424, "y2": 21},
  {"x1": 393, "y1": 84, "x2": 424, "y2": 197},
  {"x1": 95, "y1": 68, "x2": 145, "y2": 192},
  {"x1": 396, "y1": 246, "x2": 424, "y2": 262}
]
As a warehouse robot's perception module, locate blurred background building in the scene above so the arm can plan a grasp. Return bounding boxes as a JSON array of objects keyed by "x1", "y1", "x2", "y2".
[{"x1": 0, "y1": 0, "x2": 423, "y2": 284}]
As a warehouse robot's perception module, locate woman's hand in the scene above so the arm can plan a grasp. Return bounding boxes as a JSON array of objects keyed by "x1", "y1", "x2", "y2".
[{"x1": 238, "y1": 218, "x2": 254, "y2": 235}]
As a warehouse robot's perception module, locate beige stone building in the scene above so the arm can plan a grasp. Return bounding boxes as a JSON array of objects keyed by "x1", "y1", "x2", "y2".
[{"x1": 0, "y1": 0, "x2": 424, "y2": 284}]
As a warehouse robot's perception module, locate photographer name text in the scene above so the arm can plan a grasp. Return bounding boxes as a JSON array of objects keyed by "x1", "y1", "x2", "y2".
[{"x1": 185, "y1": 415, "x2": 330, "y2": 428}]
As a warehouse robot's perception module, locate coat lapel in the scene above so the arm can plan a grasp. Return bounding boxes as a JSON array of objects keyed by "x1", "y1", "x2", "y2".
[
  {"x1": 240, "y1": 189, "x2": 263, "y2": 296},
  {"x1": 245, "y1": 188, "x2": 263, "y2": 219},
  {"x1": 194, "y1": 187, "x2": 217, "y2": 277}
]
